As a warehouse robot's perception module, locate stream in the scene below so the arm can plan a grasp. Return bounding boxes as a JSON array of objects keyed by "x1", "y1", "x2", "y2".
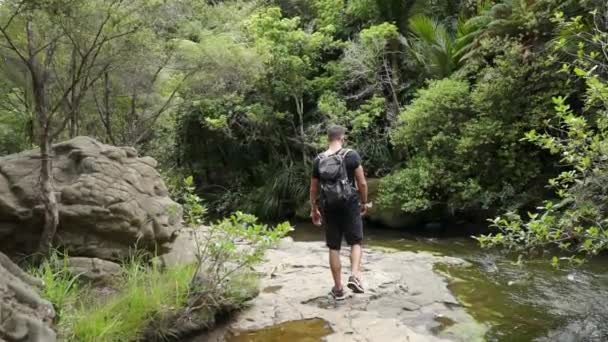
[{"x1": 289, "y1": 221, "x2": 608, "y2": 342}]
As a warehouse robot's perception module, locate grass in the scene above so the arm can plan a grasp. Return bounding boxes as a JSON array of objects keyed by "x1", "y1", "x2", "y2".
[
  {"x1": 30, "y1": 252, "x2": 197, "y2": 342},
  {"x1": 29, "y1": 252, "x2": 83, "y2": 319},
  {"x1": 69, "y1": 262, "x2": 196, "y2": 342},
  {"x1": 26, "y1": 213, "x2": 289, "y2": 341}
]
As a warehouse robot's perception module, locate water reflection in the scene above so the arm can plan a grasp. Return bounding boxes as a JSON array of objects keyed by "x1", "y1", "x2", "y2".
[{"x1": 226, "y1": 318, "x2": 333, "y2": 342}]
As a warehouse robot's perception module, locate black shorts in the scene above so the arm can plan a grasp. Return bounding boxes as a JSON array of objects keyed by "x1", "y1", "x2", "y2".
[{"x1": 322, "y1": 200, "x2": 363, "y2": 250}]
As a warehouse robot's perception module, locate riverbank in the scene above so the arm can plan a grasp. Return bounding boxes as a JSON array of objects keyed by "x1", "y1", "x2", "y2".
[
  {"x1": 288, "y1": 223, "x2": 608, "y2": 341},
  {"x1": 194, "y1": 238, "x2": 486, "y2": 342}
]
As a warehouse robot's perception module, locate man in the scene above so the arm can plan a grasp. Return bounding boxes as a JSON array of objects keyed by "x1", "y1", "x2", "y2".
[{"x1": 310, "y1": 125, "x2": 368, "y2": 300}]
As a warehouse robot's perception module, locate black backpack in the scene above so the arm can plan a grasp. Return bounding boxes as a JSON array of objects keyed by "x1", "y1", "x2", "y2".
[{"x1": 317, "y1": 149, "x2": 357, "y2": 209}]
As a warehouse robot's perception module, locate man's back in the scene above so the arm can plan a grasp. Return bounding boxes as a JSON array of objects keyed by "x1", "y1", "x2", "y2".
[
  {"x1": 312, "y1": 148, "x2": 362, "y2": 189},
  {"x1": 309, "y1": 124, "x2": 368, "y2": 300}
]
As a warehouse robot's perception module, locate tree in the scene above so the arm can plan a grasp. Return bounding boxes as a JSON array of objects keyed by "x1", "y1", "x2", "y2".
[
  {"x1": 340, "y1": 23, "x2": 403, "y2": 121},
  {"x1": 245, "y1": 7, "x2": 331, "y2": 164},
  {"x1": 0, "y1": 0, "x2": 141, "y2": 256}
]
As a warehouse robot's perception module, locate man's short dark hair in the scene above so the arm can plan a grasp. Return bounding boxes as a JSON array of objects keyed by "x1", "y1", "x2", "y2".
[{"x1": 327, "y1": 125, "x2": 347, "y2": 141}]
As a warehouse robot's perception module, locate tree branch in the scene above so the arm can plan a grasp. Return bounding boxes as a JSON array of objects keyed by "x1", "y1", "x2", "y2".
[{"x1": 133, "y1": 70, "x2": 196, "y2": 144}]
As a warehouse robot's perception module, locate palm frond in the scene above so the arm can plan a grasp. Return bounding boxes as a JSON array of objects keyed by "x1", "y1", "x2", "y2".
[
  {"x1": 407, "y1": 14, "x2": 457, "y2": 79},
  {"x1": 409, "y1": 15, "x2": 439, "y2": 44}
]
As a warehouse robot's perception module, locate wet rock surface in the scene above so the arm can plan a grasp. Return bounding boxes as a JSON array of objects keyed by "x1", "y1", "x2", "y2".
[
  {"x1": 0, "y1": 136, "x2": 182, "y2": 260},
  {"x1": 195, "y1": 240, "x2": 484, "y2": 342}
]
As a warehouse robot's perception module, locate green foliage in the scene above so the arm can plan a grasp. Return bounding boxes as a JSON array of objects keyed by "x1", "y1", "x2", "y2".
[
  {"x1": 476, "y1": 2, "x2": 608, "y2": 260},
  {"x1": 381, "y1": 79, "x2": 469, "y2": 212},
  {"x1": 312, "y1": 0, "x2": 345, "y2": 33},
  {"x1": 345, "y1": 0, "x2": 379, "y2": 24},
  {"x1": 383, "y1": 39, "x2": 561, "y2": 215},
  {"x1": 478, "y1": 83, "x2": 608, "y2": 258},
  {"x1": 379, "y1": 156, "x2": 446, "y2": 212},
  {"x1": 392, "y1": 78, "x2": 471, "y2": 152},
  {"x1": 2, "y1": 0, "x2": 607, "y2": 257},
  {"x1": 200, "y1": 212, "x2": 293, "y2": 282},
  {"x1": 31, "y1": 212, "x2": 291, "y2": 341},
  {"x1": 242, "y1": 163, "x2": 310, "y2": 219},
  {"x1": 180, "y1": 176, "x2": 208, "y2": 226},
  {"x1": 245, "y1": 6, "x2": 330, "y2": 98},
  {"x1": 0, "y1": 106, "x2": 31, "y2": 154},
  {"x1": 407, "y1": 15, "x2": 461, "y2": 79}
]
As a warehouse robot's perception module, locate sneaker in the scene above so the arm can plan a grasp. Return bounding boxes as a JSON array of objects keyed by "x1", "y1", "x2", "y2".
[
  {"x1": 347, "y1": 275, "x2": 364, "y2": 294},
  {"x1": 330, "y1": 286, "x2": 346, "y2": 300}
]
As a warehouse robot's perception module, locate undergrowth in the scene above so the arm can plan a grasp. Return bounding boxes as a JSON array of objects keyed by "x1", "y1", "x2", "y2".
[{"x1": 31, "y1": 252, "x2": 196, "y2": 341}]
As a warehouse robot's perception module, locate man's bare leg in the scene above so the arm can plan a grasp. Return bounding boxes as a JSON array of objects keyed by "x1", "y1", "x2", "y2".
[
  {"x1": 350, "y1": 244, "x2": 362, "y2": 279},
  {"x1": 329, "y1": 249, "x2": 343, "y2": 289}
]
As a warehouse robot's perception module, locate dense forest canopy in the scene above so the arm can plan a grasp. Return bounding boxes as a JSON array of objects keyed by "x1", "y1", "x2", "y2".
[{"x1": 1, "y1": 0, "x2": 607, "y2": 258}]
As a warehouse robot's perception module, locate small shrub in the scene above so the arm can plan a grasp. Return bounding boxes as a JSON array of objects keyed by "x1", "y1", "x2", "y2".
[{"x1": 180, "y1": 176, "x2": 208, "y2": 226}]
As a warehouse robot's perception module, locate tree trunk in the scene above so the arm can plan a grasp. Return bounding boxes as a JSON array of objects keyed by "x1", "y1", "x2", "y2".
[
  {"x1": 27, "y1": 22, "x2": 59, "y2": 257},
  {"x1": 382, "y1": 55, "x2": 400, "y2": 124},
  {"x1": 103, "y1": 71, "x2": 115, "y2": 144},
  {"x1": 37, "y1": 127, "x2": 59, "y2": 257},
  {"x1": 294, "y1": 95, "x2": 307, "y2": 165},
  {"x1": 69, "y1": 46, "x2": 77, "y2": 138}
]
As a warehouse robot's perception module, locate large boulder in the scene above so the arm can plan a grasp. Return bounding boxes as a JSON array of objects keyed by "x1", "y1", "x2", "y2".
[
  {"x1": 0, "y1": 137, "x2": 182, "y2": 260},
  {"x1": 0, "y1": 252, "x2": 56, "y2": 342}
]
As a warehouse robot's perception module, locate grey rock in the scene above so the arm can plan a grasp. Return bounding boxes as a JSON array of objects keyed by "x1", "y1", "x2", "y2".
[
  {"x1": 0, "y1": 137, "x2": 182, "y2": 260},
  {"x1": 0, "y1": 252, "x2": 56, "y2": 342},
  {"x1": 158, "y1": 227, "x2": 207, "y2": 268},
  {"x1": 196, "y1": 241, "x2": 486, "y2": 342},
  {"x1": 402, "y1": 301, "x2": 422, "y2": 311},
  {"x1": 64, "y1": 257, "x2": 122, "y2": 284}
]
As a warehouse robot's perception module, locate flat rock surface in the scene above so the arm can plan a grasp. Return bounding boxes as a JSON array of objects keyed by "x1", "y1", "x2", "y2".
[{"x1": 196, "y1": 240, "x2": 486, "y2": 342}]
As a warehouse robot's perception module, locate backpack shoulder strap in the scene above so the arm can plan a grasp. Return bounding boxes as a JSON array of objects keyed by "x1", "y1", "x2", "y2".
[{"x1": 337, "y1": 148, "x2": 352, "y2": 158}]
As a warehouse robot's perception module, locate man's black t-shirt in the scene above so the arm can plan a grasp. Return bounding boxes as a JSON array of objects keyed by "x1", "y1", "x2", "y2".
[{"x1": 312, "y1": 149, "x2": 362, "y2": 187}]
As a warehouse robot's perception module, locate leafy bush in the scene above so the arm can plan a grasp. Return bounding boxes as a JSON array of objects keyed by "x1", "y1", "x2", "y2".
[
  {"x1": 391, "y1": 78, "x2": 471, "y2": 154},
  {"x1": 478, "y1": 83, "x2": 608, "y2": 260},
  {"x1": 180, "y1": 176, "x2": 208, "y2": 226},
  {"x1": 192, "y1": 212, "x2": 292, "y2": 289},
  {"x1": 381, "y1": 41, "x2": 560, "y2": 217},
  {"x1": 0, "y1": 87, "x2": 32, "y2": 155},
  {"x1": 477, "y1": 5, "x2": 608, "y2": 261},
  {"x1": 378, "y1": 156, "x2": 448, "y2": 212}
]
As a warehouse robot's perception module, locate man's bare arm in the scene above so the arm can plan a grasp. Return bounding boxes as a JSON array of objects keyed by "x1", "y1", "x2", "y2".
[
  {"x1": 310, "y1": 177, "x2": 320, "y2": 210},
  {"x1": 354, "y1": 165, "x2": 368, "y2": 205}
]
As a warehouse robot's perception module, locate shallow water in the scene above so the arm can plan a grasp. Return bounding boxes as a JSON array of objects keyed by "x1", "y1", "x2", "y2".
[
  {"x1": 226, "y1": 318, "x2": 333, "y2": 342},
  {"x1": 290, "y1": 222, "x2": 608, "y2": 342}
]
